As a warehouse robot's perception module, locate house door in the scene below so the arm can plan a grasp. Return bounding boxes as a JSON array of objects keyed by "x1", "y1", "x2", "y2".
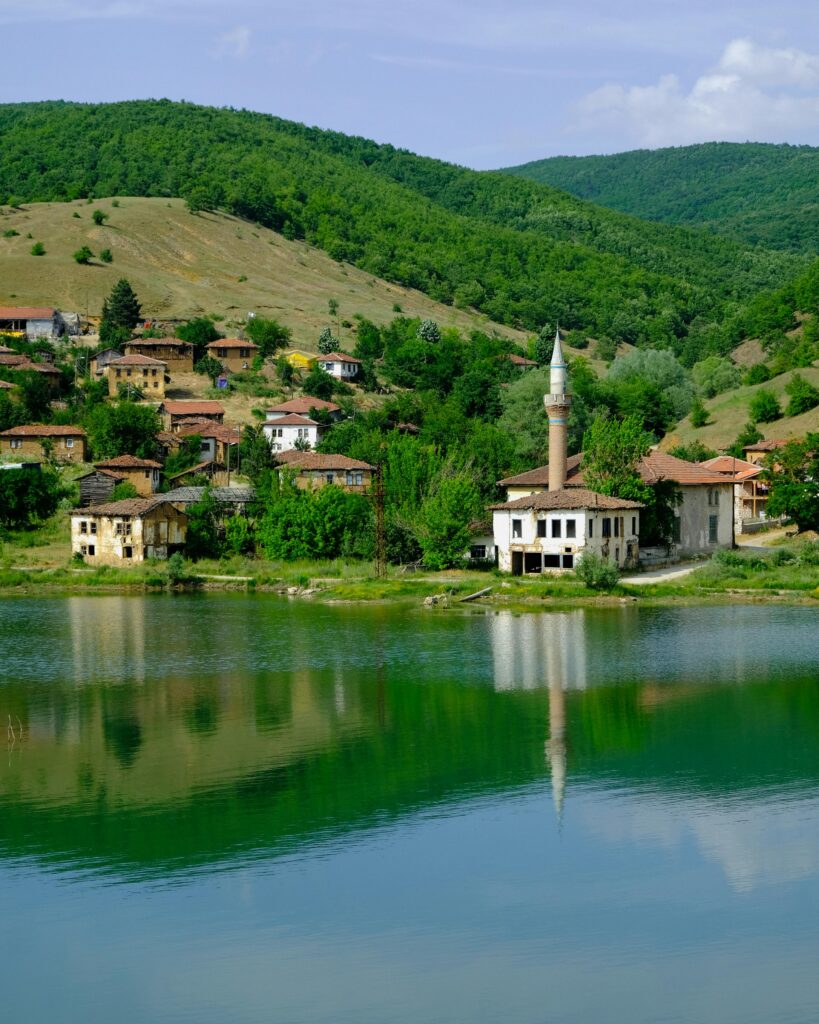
[{"x1": 511, "y1": 551, "x2": 523, "y2": 576}]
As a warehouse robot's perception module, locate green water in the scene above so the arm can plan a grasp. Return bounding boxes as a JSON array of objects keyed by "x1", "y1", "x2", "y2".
[{"x1": 1, "y1": 596, "x2": 818, "y2": 1023}]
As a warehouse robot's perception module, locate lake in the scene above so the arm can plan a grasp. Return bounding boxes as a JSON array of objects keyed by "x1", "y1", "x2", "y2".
[{"x1": 1, "y1": 596, "x2": 818, "y2": 1024}]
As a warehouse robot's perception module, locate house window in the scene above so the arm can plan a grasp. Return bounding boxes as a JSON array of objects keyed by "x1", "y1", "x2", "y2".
[
  {"x1": 10, "y1": 438, "x2": 22, "y2": 449},
  {"x1": 602, "y1": 517, "x2": 611, "y2": 538},
  {"x1": 588, "y1": 518, "x2": 594, "y2": 537},
  {"x1": 551, "y1": 519, "x2": 562, "y2": 538},
  {"x1": 326, "y1": 473, "x2": 335, "y2": 484},
  {"x1": 116, "y1": 369, "x2": 122, "y2": 378},
  {"x1": 90, "y1": 522, "x2": 97, "y2": 534},
  {"x1": 80, "y1": 521, "x2": 87, "y2": 534},
  {"x1": 470, "y1": 545, "x2": 487, "y2": 560},
  {"x1": 632, "y1": 516, "x2": 637, "y2": 535},
  {"x1": 512, "y1": 518, "x2": 522, "y2": 538},
  {"x1": 614, "y1": 517, "x2": 620, "y2": 537},
  {"x1": 88, "y1": 544, "x2": 95, "y2": 556},
  {"x1": 562, "y1": 554, "x2": 574, "y2": 569},
  {"x1": 672, "y1": 517, "x2": 681, "y2": 543},
  {"x1": 709, "y1": 514, "x2": 719, "y2": 544},
  {"x1": 708, "y1": 488, "x2": 720, "y2": 506},
  {"x1": 543, "y1": 554, "x2": 560, "y2": 568},
  {"x1": 537, "y1": 519, "x2": 547, "y2": 538},
  {"x1": 565, "y1": 519, "x2": 576, "y2": 538},
  {"x1": 65, "y1": 437, "x2": 74, "y2": 449},
  {"x1": 80, "y1": 545, "x2": 87, "y2": 555}
]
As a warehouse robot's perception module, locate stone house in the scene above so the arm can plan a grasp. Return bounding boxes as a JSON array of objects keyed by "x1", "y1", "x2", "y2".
[
  {"x1": 93, "y1": 454, "x2": 162, "y2": 496},
  {"x1": 160, "y1": 401, "x2": 225, "y2": 431},
  {"x1": 175, "y1": 421, "x2": 242, "y2": 465},
  {"x1": 743, "y1": 439, "x2": 788, "y2": 466},
  {"x1": 90, "y1": 349, "x2": 123, "y2": 377},
  {"x1": 0, "y1": 424, "x2": 87, "y2": 463},
  {"x1": 70, "y1": 497, "x2": 187, "y2": 564},
  {"x1": 317, "y1": 351, "x2": 362, "y2": 380},
  {"x1": 0, "y1": 306, "x2": 63, "y2": 339},
  {"x1": 205, "y1": 338, "x2": 259, "y2": 372},
  {"x1": 491, "y1": 489, "x2": 643, "y2": 574},
  {"x1": 262, "y1": 413, "x2": 325, "y2": 452},
  {"x1": 106, "y1": 353, "x2": 167, "y2": 398},
  {"x1": 275, "y1": 451, "x2": 374, "y2": 491},
  {"x1": 124, "y1": 338, "x2": 194, "y2": 372}
]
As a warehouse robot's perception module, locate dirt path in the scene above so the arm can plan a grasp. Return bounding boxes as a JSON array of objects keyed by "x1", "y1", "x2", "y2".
[{"x1": 620, "y1": 562, "x2": 702, "y2": 585}]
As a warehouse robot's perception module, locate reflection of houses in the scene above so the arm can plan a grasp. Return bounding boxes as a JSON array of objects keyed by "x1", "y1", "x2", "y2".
[
  {"x1": 70, "y1": 497, "x2": 187, "y2": 564},
  {"x1": 700, "y1": 455, "x2": 770, "y2": 532},
  {"x1": 490, "y1": 610, "x2": 589, "y2": 692},
  {"x1": 275, "y1": 451, "x2": 374, "y2": 491},
  {"x1": 0, "y1": 423, "x2": 87, "y2": 462}
]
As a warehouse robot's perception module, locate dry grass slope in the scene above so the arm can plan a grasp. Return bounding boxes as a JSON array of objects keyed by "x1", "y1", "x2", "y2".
[{"x1": 0, "y1": 197, "x2": 527, "y2": 348}]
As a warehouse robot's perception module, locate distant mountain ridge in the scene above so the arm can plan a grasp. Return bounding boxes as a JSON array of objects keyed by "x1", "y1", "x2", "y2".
[
  {"x1": 0, "y1": 102, "x2": 806, "y2": 364},
  {"x1": 502, "y1": 142, "x2": 819, "y2": 253}
]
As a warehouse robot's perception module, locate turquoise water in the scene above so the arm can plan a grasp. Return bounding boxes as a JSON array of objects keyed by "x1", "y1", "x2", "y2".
[{"x1": 1, "y1": 596, "x2": 818, "y2": 1023}]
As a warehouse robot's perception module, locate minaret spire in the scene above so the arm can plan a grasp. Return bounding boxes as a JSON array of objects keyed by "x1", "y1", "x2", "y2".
[{"x1": 544, "y1": 327, "x2": 572, "y2": 491}]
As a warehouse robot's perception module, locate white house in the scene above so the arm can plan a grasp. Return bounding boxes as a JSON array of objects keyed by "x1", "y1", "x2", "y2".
[
  {"x1": 318, "y1": 352, "x2": 361, "y2": 380},
  {"x1": 490, "y1": 488, "x2": 642, "y2": 574},
  {"x1": 0, "y1": 306, "x2": 63, "y2": 340},
  {"x1": 262, "y1": 413, "x2": 325, "y2": 452}
]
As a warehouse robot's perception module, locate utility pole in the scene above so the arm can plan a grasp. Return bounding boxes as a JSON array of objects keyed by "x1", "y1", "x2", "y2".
[{"x1": 373, "y1": 462, "x2": 386, "y2": 579}]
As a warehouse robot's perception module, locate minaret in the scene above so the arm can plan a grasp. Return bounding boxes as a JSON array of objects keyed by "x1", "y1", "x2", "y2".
[{"x1": 544, "y1": 328, "x2": 571, "y2": 491}]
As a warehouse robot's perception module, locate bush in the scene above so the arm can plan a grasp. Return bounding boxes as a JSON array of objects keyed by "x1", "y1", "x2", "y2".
[
  {"x1": 689, "y1": 396, "x2": 708, "y2": 428},
  {"x1": 744, "y1": 363, "x2": 771, "y2": 386},
  {"x1": 575, "y1": 552, "x2": 620, "y2": 590},
  {"x1": 30, "y1": 241, "x2": 45, "y2": 256},
  {"x1": 100, "y1": 248, "x2": 113, "y2": 263},
  {"x1": 784, "y1": 374, "x2": 819, "y2": 417},
  {"x1": 749, "y1": 388, "x2": 782, "y2": 423},
  {"x1": 109, "y1": 481, "x2": 139, "y2": 502},
  {"x1": 73, "y1": 245, "x2": 94, "y2": 264}
]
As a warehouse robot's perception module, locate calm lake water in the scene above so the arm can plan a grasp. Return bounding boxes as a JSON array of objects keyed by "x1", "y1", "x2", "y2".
[{"x1": 1, "y1": 596, "x2": 818, "y2": 1024}]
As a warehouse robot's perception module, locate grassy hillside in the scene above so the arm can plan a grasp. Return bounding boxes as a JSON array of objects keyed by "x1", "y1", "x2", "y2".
[
  {"x1": 0, "y1": 197, "x2": 525, "y2": 346},
  {"x1": 662, "y1": 365, "x2": 819, "y2": 452},
  {"x1": 0, "y1": 101, "x2": 803, "y2": 360},
  {"x1": 503, "y1": 142, "x2": 819, "y2": 253}
]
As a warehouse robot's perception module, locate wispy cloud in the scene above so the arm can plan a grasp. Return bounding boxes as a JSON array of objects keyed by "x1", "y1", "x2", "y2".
[
  {"x1": 576, "y1": 37, "x2": 819, "y2": 147},
  {"x1": 216, "y1": 25, "x2": 251, "y2": 60}
]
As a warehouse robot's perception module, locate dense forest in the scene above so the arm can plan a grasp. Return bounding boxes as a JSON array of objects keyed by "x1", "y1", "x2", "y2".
[
  {"x1": 0, "y1": 101, "x2": 806, "y2": 366},
  {"x1": 504, "y1": 142, "x2": 819, "y2": 253}
]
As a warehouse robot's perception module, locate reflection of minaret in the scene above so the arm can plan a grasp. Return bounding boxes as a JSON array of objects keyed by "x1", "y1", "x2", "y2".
[
  {"x1": 544, "y1": 328, "x2": 572, "y2": 492},
  {"x1": 546, "y1": 679, "x2": 567, "y2": 823}
]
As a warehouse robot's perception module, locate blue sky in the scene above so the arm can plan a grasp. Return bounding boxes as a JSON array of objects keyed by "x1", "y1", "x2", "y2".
[{"x1": 2, "y1": 1, "x2": 819, "y2": 167}]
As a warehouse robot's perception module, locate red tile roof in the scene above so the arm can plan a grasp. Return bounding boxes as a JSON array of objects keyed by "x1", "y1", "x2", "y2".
[
  {"x1": 0, "y1": 307, "x2": 56, "y2": 320},
  {"x1": 0, "y1": 380, "x2": 14, "y2": 389},
  {"x1": 498, "y1": 455, "x2": 582, "y2": 487},
  {"x1": 0, "y1": 345, "x2": 16, "y2": 354},
  {"x1": 125, "y1": 338, "x2": 190, "y2": 349},
  {"x1": 491, "y1": 488, "x2": 644, "y2": 511},
  {"x1": 744, "y1": 439, "x2": 788, "y2": 452},
  {"x1": 205, "y1": 338, "x2": 259, "y2": 350},
  {"x1": 266, "y1": 414, "x2": 319, "y2": 426},
  {"x1": 266, "y1": 397, "x2": 340, "y2": 415},
  {"x1": 701, "y1": 456, "x2": 761, "y2": 480},
  {"x1": 318, "y1": 351, "x2": 362, "y2": 363},
  {"x1": 507, "y1": 354, "x2": 538, "y2": 366},
  {"x1": 95, "y1": 454, "x2": 163, "y2": 470},
  {"x1": 500, "y1": 451, "x2": 729, "y2": 490},
  {"x1": 276, "y1": 451, "x2": 374, "y2": 471},
  {"x1": 107, "y1": 353, "x2": 167, "y2": 367},
  {"x1": 74, "y1": 496, "x2": 181, "y2": 517},
  {"x1": 162, "y1": 401, "x2": 225, "y2": 415},
  {"x1": 1, "y1": 424, "x2": 85, "y2": 437},
  {"x1": 0, "y1": 354, "x2": 28, "y2": 366},
  {"x1": 176, "y1": 422, "x2": 241, "y2": 443}
]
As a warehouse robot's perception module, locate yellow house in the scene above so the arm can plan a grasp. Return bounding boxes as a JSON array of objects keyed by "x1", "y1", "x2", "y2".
[
  {"x1": 70, "y1": 496, "x2": 187, "y2": 565},
  {"x1": 93, "y1": 454, "x2": 162, "y2": 496},
  {"x1": 0, "y1": 424, "x2": 87, "y2": 463},
  {"x1": 205, "y1": 338, "x2": 259, "y2": 373},
  {"x1": 106, "y1": 354, "x2": 167, "y2": 398},
  {"x1": 280, "y1": 349, "x2": 317, "y2": 371}
]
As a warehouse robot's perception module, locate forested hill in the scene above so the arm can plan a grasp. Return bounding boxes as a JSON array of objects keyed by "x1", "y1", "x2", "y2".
[
  {"x1": 0, "y1": 101, "x2": 804, "y2": 361},
  {"x1": 503, "y1": 142, "x2": 819, "y2": 254}
]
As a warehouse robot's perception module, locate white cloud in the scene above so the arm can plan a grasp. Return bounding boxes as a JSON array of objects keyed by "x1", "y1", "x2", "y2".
[
  {"x1": 216, "y1": 24, "x2": 251, "y2": 60},
  {"x1": 576, "y1": 37, "x2": 819, "y2": 148}
]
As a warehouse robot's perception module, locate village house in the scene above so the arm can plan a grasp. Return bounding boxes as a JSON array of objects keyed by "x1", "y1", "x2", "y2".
[
  {"x1": 466, "y1": 518, "x2": 496, "y2": 564},
  {"x1": 90, "y1": 348, "x2": 123, "y2": 377},
  {"x1": 93, "y1": 454, "x2": 162, "y2": 496},
  {"x1": 0, "y1": 424, "x2": 87, "y2": 463},
  {"x1": 262, "y1": 413, "x2": 325, "y2": 452},
  {"x1": 160, "y1": 401, "x2": 225, "y2": 430},
  {"x1": 279, "y1": 349, "x2": 317, "y2": 372},
  {"x1": 507, "y1": 353, "x2": 538, "y2": 370},
  {"x1": 275, "y1": 451, "x2": 375, "y2": 491},
  {"x1": 266, "y1": 397, "x2": 342, "y2": 421},
  {"x1": 70, "y1": 497, "x2": 187, "y2": 565},
  {"x1": 166, "y1": 460, "x2": 232, "y2": 487},
  {"x1": 124, "y1": 337, "x2": 194, "y2": 372},
  {"x1": 700, "y1": 455, "x2": 770, "y2": 533},
  {"x1": 317, "y1": 351, "x2": 362, "y2": 380},
  {"x1": 0, "y1": 380, "x2": 14, "y2": 391},
  {"x1": 163, "y1": 485, "x2": 255, "y2": 515},
  {"x1": 205, "y1": 338, "x2": 259, "y2": 372},
  {"x1": 0, "y1": 306, "x2": 64, "y2": 340},
  {"x1": 105, "y1": 353, "x2": 168, "y2": 398},
  {"x1": 743, "y1": 439, "x2": 788, "y2": 466},
  {"x1": 175, "y1": 421, "x2": 242, "y2": 465},
  {"x1": 76, "y1": 468, "x2": 127, "y2": 508}
]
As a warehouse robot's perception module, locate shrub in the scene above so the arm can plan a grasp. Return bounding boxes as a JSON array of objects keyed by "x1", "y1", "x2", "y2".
[
  {"x1": 30, "y1": 241, "x2": 45, "y2": 256},
  {"x1": 100, "y1": 248, "x2": 113, "y2": 263},
  {"x1": 784, "y1": 374, "x2": 819, "y2": 417},
  {"x1": 689, "y1": 396, "x2": 708, "y2": 428},
  {"x1": 73, "y1": 245, "x2": 94, "y2": 265},
  {"x1": 744, "y1": 363, "x2": 771, "y2": 386},
  {"x1": 575, "y1": 552, "x2": 620, "y2": 590},
  {"x1": 92, "y1": 209, "x2": 108, "y2": 226},
  {"x1": 749, "y1": 388, "x2": 782, "y2": 423},
  {"x1": 109, "y1": 481, "x2": 139, "y2": 502},
  {"x1": 167, "y1": 552, "x2": 188, "y2": 585}
]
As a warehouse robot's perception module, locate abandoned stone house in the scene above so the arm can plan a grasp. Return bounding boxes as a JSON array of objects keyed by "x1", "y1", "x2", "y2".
[{"x1": 70, "y1": 497, "x2": 187, "y2": 565}]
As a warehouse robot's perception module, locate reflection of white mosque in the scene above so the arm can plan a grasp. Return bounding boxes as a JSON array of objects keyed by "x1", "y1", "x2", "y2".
[{"x1": 489, "y1": 610, "x2": 585, "y2": 820}]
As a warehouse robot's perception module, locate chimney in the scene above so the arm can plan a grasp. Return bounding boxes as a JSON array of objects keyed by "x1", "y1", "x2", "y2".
[{"x1": 544, "y1": 328, "x2": 572, "y2": 491}]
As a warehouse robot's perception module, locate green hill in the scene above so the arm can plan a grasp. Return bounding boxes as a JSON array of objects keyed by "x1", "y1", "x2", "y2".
[
  {"x1": 503, "y1": 142, "x2": 819, "y2": 253},
  {"x1": 0, "y1": 101, "x2": 804, "y2": 363}
]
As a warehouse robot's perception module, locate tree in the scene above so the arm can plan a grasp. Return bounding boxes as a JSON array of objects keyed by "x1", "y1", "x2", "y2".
[
  {"x1": 416, "y1": 472, "x2": 482, "y2": 570},
  {"x1": 692, "y1": 356, "x2": 741, "y2": 398},
  {"x1": 85, "y1": 401, "x2": 160, "y2": 459},
  {"x1": 14, "y1": 370, "x2": 52, "y2": 421},
  {"x1": 689, "y1": 396, "x2": 709, "y2": 428},
  {"x1": 73, "y1": 246, "x2": 94, "y2": 264},
  {"x1": 417, "y1": 319, "x2": 441, "y2": 344},
  {"x1": 749, "y1": 388, "x2": 782, "y2": 423},
  {"x1": 763, "y1": 434, "x2": 819, "y2": 532},
  {"x1": 303, "y1": 364, "x2": 335, "y2": 400},
  {"x1": 353, "y1": 317, "x2": 383, "y2": 361},
  {"x1": 318, "y1": 326, "x2": 338, "y2": 354},
  {"x1": 534, "y1": 325, "x2": 554, "y2": 365},
  {"x1": 0, "y1": 468, "x2": 63, "y2": 528},
  {"x1": 575, "y1": 551, "x2": 620, "y2": 590},
  {"x1": 275, "y1": 354, "x2": 294, "y2": 387},
  {"x1": 726, "y1": 421, "x2": 763, "y2": 459},
  {"x1": 92, "y1": 209, "x2": 108, "y2": 226},
  {"x1": 582, "y1": 415, "x2": 653, "y2": 504},
  {"x1": 245, "y1": 316, "x2": 291, "y2": 357},
  {"x1": 194, "y1": 355, "x2": 223, "y2": 379},
  {"x1": 669, "y1": 440, "x2": 718, "y2": 463},
  {"x1": 176, "y1": 317, "x2": 221, "y2": 352},
  {"x1": 606, "y1": 347, "x2": 693, "y2": 422},
  {"x1": 30, "y1": 241, "x2": 45, "y2": 256},
  {"x1": 109, "y1": 481, "x2": 139, "y2": 502},
  {"x1": 100, "y1": 248, "x2": 113, "y2": 263},
  {"x1": 258, "y1": 485, "x2": 371, "y2": 560},
  {"x1": 239, "y1": 425, "x2": 275, "y2": 484},
  {"x1": 100, "y1": 279, "x2": 141, "y2": 344},
  {"x1": 186, "y1": 488, "x2": 221, "y2": 559},
  {"x1": 784, "y1": 374, "x2": 819, "y2": 417},
  {"x1": 224, "y1": 514, "x2": 253, "y2": 555},
  {"x1": 744, "y1": 364, "x2": 771, "y2": 386}
]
